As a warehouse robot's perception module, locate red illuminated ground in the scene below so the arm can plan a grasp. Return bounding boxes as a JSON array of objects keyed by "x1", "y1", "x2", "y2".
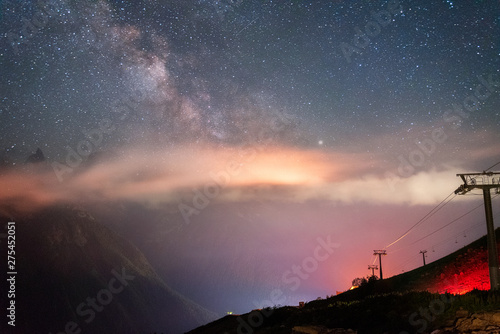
[{"x1": 423, "y1": 244, "x2": 500, "y2": 295}]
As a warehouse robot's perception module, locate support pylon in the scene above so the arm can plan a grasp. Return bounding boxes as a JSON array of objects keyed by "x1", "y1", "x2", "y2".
[
  {"x1": 455, "y1": 171, "x2": 500, "y2": 290},
  {"x1": 373, "y1": 250, "x2": 387, "y2": 279},
  {"x1": 368, "y1": 264, "x2": 378, "y2": 277},
  {"x1": 419, "y1": 250, "x2": 427, "y2": 266}
]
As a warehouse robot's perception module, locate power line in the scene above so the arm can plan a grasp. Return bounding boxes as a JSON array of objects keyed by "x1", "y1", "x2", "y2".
[
  {"x1": 410, "y1": 200, "x2": 487, "y2": 245},
  {"x1": 392, "y1": 213, "x2": 499, "y2": 275},
  {"x1": 394, "y1": 252, "x2": 421, "y2": 271},
  {"x1": 391, "y1": 222, "x2": 481, "y2": 274},
  {"x1": 437, "y1": 221, "x2": 484, "y2": 247},
  {"x1": 419, "y1": 202, "x2": 499, "y2": 248},
  {"x1": 367, "y1": 163, "x2": 499, "y2": 279},
  {"x1": 374, "y1": 192, "x2": 458, "y2": 271},
  {"x1": 388, "y1": 189, "x2": 498, "y2": 253},
  {"x1": 392, "y1": 197, "x2": 499, "y2": 277},
  {"x1": 386, "y1": 204, "x2": 490, "y2": 269},
  {"x1": 388, "y1": 199, "x2": 499, "y2": 274},
  {"x1": 385, "y1": 191, "x2": 456, "y2": 248},
  {"x1": 485, "y1": 161, "x2": 500, "y2": 172},
  {"x1": 425, "y1": 218, "x2": 491, "y2": 256}
]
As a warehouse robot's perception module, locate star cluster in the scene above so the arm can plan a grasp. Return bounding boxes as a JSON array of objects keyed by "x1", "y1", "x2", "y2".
[
  {"x1": 0, "y1": 0, "x2": 500, "y2": 319},
  {"x1": 1, "y1": 0, "x2": 499, "y2": 162}
]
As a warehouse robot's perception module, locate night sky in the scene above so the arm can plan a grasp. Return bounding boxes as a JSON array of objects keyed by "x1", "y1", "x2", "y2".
[{"x1": 1, "y1": 0, "x2": 500, "y2": 319}]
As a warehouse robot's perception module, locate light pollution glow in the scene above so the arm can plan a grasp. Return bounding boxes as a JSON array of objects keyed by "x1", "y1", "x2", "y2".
[{"x1": 0, "y1": 142, "x2": 486, "y2": 214}]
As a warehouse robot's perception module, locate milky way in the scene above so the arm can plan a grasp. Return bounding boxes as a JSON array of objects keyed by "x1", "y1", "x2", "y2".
[{"x1": 1, "y1": 0, "x2": 499, "y2": 316}]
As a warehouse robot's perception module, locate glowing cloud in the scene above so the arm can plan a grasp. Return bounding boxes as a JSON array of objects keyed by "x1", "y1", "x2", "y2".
[{"x1": 0, "y1": 142, "x2": 477, "y2": 215}]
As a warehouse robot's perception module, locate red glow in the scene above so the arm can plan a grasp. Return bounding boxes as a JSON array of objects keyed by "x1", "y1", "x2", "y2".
[{"x1": 429, "y1": 246, "x2": 493, "y2": 295}]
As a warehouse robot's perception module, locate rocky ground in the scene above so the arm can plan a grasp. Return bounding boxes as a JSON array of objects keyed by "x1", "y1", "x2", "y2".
[
  {"x1": 291, "y1": 326, "x2": 357, "y2": 334},
  {"x1": 436, "y1": 309, "x2": 500, "y2": 334}
]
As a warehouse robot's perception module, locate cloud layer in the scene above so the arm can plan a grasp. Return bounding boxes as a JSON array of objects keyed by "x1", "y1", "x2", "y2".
[{"x1": 1, "y1": 140, "x2": 484, "y2": 217}]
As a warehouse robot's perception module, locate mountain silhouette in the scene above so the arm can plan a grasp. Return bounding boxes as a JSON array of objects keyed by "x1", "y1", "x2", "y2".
[
  {"x1": 25, "y1": 148, "x2": 45, "y2": 164},
  {"x1": 0, "y1": 204, "x2": 217, "y2": 334}
]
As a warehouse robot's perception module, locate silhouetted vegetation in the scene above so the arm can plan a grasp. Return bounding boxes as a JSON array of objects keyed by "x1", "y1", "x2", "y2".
[
  {"x1": 189, "y1": 230, "x2": 500, "y2": 334},
  {"x1": 189, "y1": 290, "x2": 500, "y2": 334}
]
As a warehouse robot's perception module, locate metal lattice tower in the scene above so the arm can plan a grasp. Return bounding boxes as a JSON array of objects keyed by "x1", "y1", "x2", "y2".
[{"x1": 454, "y1": 171, "x2": 500, "y2": 290}]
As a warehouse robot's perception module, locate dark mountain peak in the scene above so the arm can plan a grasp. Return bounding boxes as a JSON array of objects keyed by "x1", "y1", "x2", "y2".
[
  {"x1": 0, "y1": 204, "x2": 217, "y2": 334},
  {"x1": 25, "y1": 147, "x2": 45, "y2": 164}
]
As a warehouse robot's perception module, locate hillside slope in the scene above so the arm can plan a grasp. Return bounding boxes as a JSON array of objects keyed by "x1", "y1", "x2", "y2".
[
  {"x1": 188, "y1": 229, "x2": 500, "y2": 334},
  {"x1": 351, "y1": 228, "x2": 499, "y2": 297},
  {"x1": 0, "y1": 205, "x2": 217, "y2": 334}
]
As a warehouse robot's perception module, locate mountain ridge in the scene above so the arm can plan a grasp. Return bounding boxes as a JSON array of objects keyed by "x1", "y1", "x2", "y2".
[{"x1": 0, "y1": 204, "x2": 217, "y2": 334}]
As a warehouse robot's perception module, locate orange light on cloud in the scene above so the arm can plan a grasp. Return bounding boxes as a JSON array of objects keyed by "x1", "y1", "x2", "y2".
[{"x1": 0, "y1": 143, "x2": 473, "y2": 213}]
